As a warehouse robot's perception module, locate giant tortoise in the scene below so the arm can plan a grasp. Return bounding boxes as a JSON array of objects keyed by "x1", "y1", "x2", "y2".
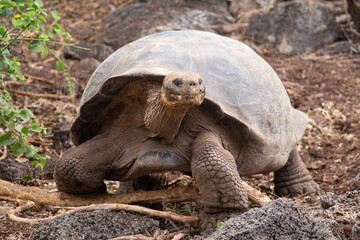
[{"x1": 54, "y1": 30, "x2": 319, "y2": 222}]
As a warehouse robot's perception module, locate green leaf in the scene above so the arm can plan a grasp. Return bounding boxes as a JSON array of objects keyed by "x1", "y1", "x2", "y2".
[
  {"x1": 0, "y1": 133, "x2": 14, "y2": 146},
  {"x1": 0, "y1": 0, "x2": 14, "y2": 7},
  {"x1": 0, "y1": 23, "x2": 6, "y2": 32},
  {"x1": 11, "y1": 142, "x2": 26, "y2": 156},
  {"x1": 15, "y1": 124, "x2": 24, "y2": 132},
  {"x1": 15, "y1": 158, "x2": 28, "y2": 163},
  {"x1": 40, "y1": 157, "x2": 47, "y2": 167},
  {"x1": 217, "y1": 222, "x2": 225, "y2": 229},
  {"x1": 25, "y1": 145, "x2": 36, "y2": 157},
  {"x1": 30, "y1": 124, "x2": 43, "y2": 132},
  {"x1": 55, "y1": 59, "x2": 66, "y2": 70},
  {"x1": 39, "y1": 43, "x2": 48, "y2": 58},
  {"x1": 38, "y1": 15, "x2": 46, "y2": 23},
  {"x1": 0, "y1": 58, "x2": 5, "y2": 71},
  {"x1": 53, "y1": 23, "x2": 60, "y2": 30},
  {"x1": 19, "y1": 109, "x2": 33, "y2": 121},
  {"x1": 13, "y1": 0, "x2": 26, "y2": 3},
  {"x1": 20, "y1": 175, "x2": 32, "y2": 184},
  {"x1": 11, "y1": 17, "x2": 23, "y2": 27},
  {"x1": 21, "y1": 126, "x2": 29, "y2": 135},
  {"x1": 0, "y1": 97, "x2": 6, "y2": 105},
  {"x1": 33, "y1": 0, "x2": 43, "y2": 9},
  {"x1": 28, "y1": 40, "x2": 41, "y2": 53},
  {"x1": 2, "y1": 49, "x2": 10, "y2": 57},
  {"x1": 51, "y1": 10, "x2": 60, "y2": 21}
]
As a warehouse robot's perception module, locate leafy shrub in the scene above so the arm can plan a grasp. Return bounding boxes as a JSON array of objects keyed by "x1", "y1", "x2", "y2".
[{"x1": 0, "y1": 0, "x2": 71, "y2": 169}]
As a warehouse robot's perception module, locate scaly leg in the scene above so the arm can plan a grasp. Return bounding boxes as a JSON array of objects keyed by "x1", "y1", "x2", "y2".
[
  {"x1": 54, "y1": 135, "x2": 117, "y2": 194},
  {"x1": 191, "y1": 131, "x2": 249, "y2": 228},
  {"x1": 274, "y1": 147, "x2": 320, "y2": 196}
]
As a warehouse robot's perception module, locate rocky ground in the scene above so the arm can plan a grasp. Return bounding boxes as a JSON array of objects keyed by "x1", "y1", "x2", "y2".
[{"x1": 0, "y1": 0, "x2": 359, "y2": 239}]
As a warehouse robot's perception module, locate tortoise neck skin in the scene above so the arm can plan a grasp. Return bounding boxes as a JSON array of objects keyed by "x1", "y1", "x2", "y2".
[{"x1": 144, "y1": 72, "x2": 205, "y2": 144}]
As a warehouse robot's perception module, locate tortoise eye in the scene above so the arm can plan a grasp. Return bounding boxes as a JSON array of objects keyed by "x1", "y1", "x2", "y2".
[{"x1": 173, "y1": 79, "x2": 182, "y2": 87}]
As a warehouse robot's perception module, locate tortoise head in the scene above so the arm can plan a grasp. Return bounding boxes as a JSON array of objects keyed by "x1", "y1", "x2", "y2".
[
  {"x1": 161, "y1": 72, "x2": 206, "y2": 108},
  {"x1": 144, "y1": 72, "x2": 206, "y2": 143}
]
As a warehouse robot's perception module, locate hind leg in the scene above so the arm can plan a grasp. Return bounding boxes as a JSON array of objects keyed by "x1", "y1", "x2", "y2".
[{"x1": 274, "y1": 147, "x2": 320, "y2": 196}]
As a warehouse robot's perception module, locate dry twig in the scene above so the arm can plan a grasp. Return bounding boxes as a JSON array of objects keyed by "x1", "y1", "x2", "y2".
[
  {"x1": 0, "y1": 179, "x2": 270, "y2": 208},
  {"x1": 6, "y1": 201, "x2": 37, "y2": 224},
  {"x1": 108, "y1": 234, "x2": 153, "y2": 240},
  {"x1": 4, "y1": 88, "x2": 75, "y2": 100},
  {"x1": 23, "y1": 73, "x2": 56, "y2": 85},
  {"x1": 0, "y1": 179, "x2": 201, "y2": 207},
  {"x1": 0, "y1": 146, "x2": 7, "y2": 161},
  {"x1": 6, "y1": 202, "x2": 199, "y2": 224}
]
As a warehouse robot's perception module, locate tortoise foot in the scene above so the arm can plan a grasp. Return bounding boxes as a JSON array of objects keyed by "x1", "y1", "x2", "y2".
[
  {"x1": 275, "y1": 179, "x2": 320, "y2": 197},
  {"x1": 274, "y1": 147, "x2": 321, "y2": 197}
]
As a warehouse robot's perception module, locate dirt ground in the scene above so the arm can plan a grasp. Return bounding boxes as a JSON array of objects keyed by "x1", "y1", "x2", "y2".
[{"x1": 0, "y1": 0, "x2": 359, "y2": 239}]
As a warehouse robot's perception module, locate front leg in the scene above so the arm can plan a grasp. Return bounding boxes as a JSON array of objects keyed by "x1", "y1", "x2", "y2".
[
  {"x1": 191, "y1": 131, "x2": 249, "y2": 229},
  {"x1": 54, "y1": 135, "x2": 116, "y2": 194},
  {"x1": 274, "y1": 147, "x2": 320, "y2": 196}
]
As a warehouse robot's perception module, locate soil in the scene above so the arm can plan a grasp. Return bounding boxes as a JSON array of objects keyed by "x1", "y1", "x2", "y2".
[{"x1": 0, "y1": 0, "x2": 359, "y2": 239}]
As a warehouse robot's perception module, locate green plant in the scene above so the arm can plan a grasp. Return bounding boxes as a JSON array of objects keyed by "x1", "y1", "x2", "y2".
[
  {"x1": 217, "y1": 221, "x2": 224, "y2": 229},
  {"x1": 0, "y1": 0, "x2": 73, "y2": 170}
]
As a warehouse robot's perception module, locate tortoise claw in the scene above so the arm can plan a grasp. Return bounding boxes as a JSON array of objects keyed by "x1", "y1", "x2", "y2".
[{"x1": 275, "y1": 179, "x2": 320, "y2": 197}]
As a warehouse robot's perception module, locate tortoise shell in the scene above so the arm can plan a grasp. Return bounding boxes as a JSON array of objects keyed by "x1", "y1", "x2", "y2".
[{"x1": 71, "y1": 30, "x2": 307, "y2": 170}]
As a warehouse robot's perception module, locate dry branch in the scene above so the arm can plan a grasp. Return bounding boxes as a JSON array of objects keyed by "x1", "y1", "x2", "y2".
[
  {"x1": 0, "y1": 179, "x2": 270, "y2": 208},
  {"x1": 7, "y1": 202, "x2": 200, "y2": 224},
  {"x1": 23, "y1": 73, "x2": 56, "y2": 85},
  {"x1": 3, "y1": 88, "x2": 75, "y2": 100},
  {"x1": 6, "y1": 201, "x2": 37, "y2": 224},
  {"x1": 0, "y1": 179, "x2": 200, "y2": 207},
  {"x1": 109, "y1": 234, "x2": 153, "y2": 240},
  {"x1": 0, "y1": 146, "x2": 7, "y2": 161}
]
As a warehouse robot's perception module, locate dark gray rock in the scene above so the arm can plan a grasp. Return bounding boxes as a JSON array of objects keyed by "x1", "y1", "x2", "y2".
[
  {"x1": 204, "y1": 198, "x2": 345, "y2": 240},
  {"x1": 352, "y1": 222, "x2": 360, "y2": 240},
  {"x1": 96, "y1": 0, "x2": 230, "y2": 49},
  {"x1": 248, "y1": 0, "x2": 340, "y2": 55},
  {"x1": 52, "y1": 123, "x2": 72, "y2": 153},
  {"x1": 0, "y1": 156, "x2": 56, "y2": 182},
  {"x1": 30, "y1": 210, "x2": 159, "y2": 240},
  {"x1": 64, "y1": 43, "x2": 113, "y2": 62},
  {"x1": 320, "y1": 192, "x2": 339, "y2": 209},
  {"x1": 69, "y1": 57, "x2": 100, "y2": 87},
  {"x1": 350, "y1": 171, "x2": 360, "y2": 190},
  {"x1": 313, "y1": 219, "x2": 346, "y2": 240}
]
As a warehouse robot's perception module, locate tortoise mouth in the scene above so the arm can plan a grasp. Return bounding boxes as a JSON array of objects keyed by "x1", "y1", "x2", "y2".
[
  {"x1": 161, "y1": 91, "x2": 205, "y2": 106},
  {"x1": 161, "y1": 72, "x2": 206, "y2": 107}
]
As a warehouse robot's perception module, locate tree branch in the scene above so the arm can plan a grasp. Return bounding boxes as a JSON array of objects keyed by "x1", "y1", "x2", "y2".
[{"x1": 0, "y1": 178, "x2": 270, "y2": 208}]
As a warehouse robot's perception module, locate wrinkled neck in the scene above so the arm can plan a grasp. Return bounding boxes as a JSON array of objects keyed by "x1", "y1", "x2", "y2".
[{"x1": 144, "y1": 90, "x2": 190, "y2": 144}]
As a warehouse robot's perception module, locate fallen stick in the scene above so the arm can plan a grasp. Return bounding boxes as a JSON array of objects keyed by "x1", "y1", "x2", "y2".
[
  {"x1": 0, "y1": 178, "x2": 270, "y2": 208},
  {"x1": 108, "y1": 234, "x2": 153, "y2": 240},
  {"x1": 6, "y1": 201, "x2": 37, "y2": 224},
  {"x1": 3, "y1": 88, "x2": 75, "y2": 100},
  {"x1": 23, "y1": 73, "x2": 56, "y2": 85},
  {"x1": 0, "y1": 179, "x2": 200, "y2": 207},
  {"x1": 0, "y1": 146, "x2": 7, "y2": 161},
  {"x1": 7, "y1": 202, "x2": 200, "y2": 224}
]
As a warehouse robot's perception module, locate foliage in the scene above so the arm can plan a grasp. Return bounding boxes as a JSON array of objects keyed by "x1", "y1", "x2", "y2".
[
  {"x1": 0, "y1": 0, "x2": 71, "y2": 169},
  {"x1": 166, "y1": 202, "x2": 195, "y2": 216},
  {"x1": 217, "y1": 221, "x2": 224, "y2": 229}
]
